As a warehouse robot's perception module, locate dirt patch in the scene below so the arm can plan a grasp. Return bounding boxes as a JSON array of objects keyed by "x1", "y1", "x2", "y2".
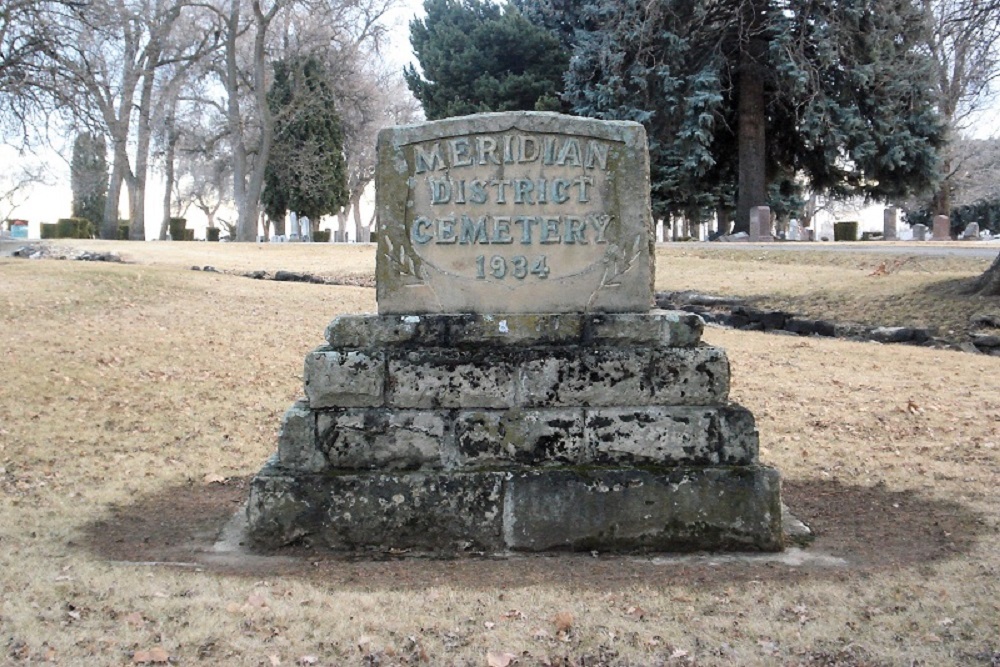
[{"x1": 77, "y1": 475, "x2": 983, "y2": 588}]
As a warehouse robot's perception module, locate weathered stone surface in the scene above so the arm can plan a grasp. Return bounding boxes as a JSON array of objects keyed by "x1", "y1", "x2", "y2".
[
  {"x1": 962, "y1": 222, "x2": 980, "y2": 239},
  {"x1": 247, "y1": 111, "x2": 781, "y2": 557},
  {"x1": 276, "y1": 400, "x2": 326, "y2": 472},
  {"x1": 932, "y1": 214, "x2": 951, "y2": 241},
  {"x1": 749, "y1": 206, "x2": 773, "y2": 242},
  {"x1": 388, "y1": 349, "x2": 518, "y2": 408},
  {"x1": 246, "y1": 463, "x2": 783, "y2": 552},
  {"x1": 520, "y1": 348, "x2": 649, "y2": 406},
  {"x1": 325, "y1": 313, "x2": 449, "y2": 349},
  {"x1": 375, "y1": 111, "x2": 654, "y2": 315},
  {"x1": 586, "y1": 405, "x2": 757, "y2": 466},
  {"x1": 585, "y1": 310, "x2": 703, "y2": 346},
  {"x1": 455, "y1": 408, "x2": 585, "y2": 466},
  {"x1": 971, "y1": 333, "x2": 1000, "y2": 348},
  {"x1": 304, "y1": 349, "x2": 384, "y2": 408},
  {"x1": 648, "y1": 347, "x2": 730, "y2": 403},
  {"x1": 247, "y1": 461, "x2": 506, "y2": 552},
  {"x1": 503, "y1": 466, "x2": 783, "y2": 552},
  {"x1": 325, "y1": 310, "x2": 704, "y2": 349},
  {"x1": 883, "y1": 207, "x2": 898, "y2": 240},
  {"x1": 317, "y1": 409, "x2": 449, "y2": 470},
  {"x1": 520, "y1": 345, "x2": 729, "y2": 407},
  {"x1": 280, "y1": 403, "x2": 758, "y2": 471},
  {"x1": 870, "y1": 326, "x2": 932, "y2": 344}
]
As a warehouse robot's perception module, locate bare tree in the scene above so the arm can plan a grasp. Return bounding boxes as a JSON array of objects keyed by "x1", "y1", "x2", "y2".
[
  {"x1": 172, "y1": 100, "x2": 233, "y2": 232},
  {"x1": 32, "y1": 0, "x2": 218, "y2": 239},
  {"x1": 334, "y1": 65, "x2": 419, "y2": 241},
  {"x1": 0, "y1": 1, "x2": 54, "y2": 141},
  {"x1": 200, "y1": 0, "x2": 396, "y2": 241},
  {"x1": 0, "y1": 164, "x2": 47, "y2": 222},
  {"x1": 922, "y1": 0, "x2": 1000, "y2": 215}
]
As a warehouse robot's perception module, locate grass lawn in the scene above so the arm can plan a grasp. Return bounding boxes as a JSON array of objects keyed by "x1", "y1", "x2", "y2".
[{"x1": 1, "y1": 241, "x2": 998, "y2": 666}]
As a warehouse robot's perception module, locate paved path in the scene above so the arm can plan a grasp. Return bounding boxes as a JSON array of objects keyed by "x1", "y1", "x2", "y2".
[{"x1": 658, "y1": 240, "x2": 1000, "y2": 259}]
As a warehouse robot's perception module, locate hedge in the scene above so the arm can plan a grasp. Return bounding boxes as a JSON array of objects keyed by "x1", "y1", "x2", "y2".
[
  {"x1": 56, "y1": 218, "x2": 94, "y2": 239},
  {"x1": 169, "y1": 217, "x2": 187, "y2": 241},
  {"x1": 833, "y1": 221, "x2": 858, "y2": 242}
]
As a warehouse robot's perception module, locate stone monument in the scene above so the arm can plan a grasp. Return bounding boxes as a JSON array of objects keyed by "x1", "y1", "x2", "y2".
[
  {"x1": 749, "y1": 206, "x2": 773, "y2": 242},
  {"x1": 932, "y1": 214, "x2": 951, "y2": 241},
  {"x1": 245, "y1": 112, "x2": 783, "y2": 553},
  {"x1": 883, "y1": 207, "x2": 898, "y2": 241}
]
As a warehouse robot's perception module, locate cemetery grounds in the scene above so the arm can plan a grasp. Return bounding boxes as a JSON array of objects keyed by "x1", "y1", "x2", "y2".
[{"x1": 0, "y1": 240, "x2": 998, "y2": 666}]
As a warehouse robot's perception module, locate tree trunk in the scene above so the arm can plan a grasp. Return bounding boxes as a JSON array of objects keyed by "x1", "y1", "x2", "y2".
[
  {"x1": 972, "y1": 252, "x2": 1000, "y2": 295},
  {"x1": 102, "y1": 151, "x2": 125, "y2": 239},
  {"x1": 932, "y1": 157, "x2": 952, "y2": 216},
  {"x1": 735, "y1": 1, "x2": 767, "y2": 235},
  {"x1": 160, "y1": 110, "x2": 178, "y2": 241},
  {"x1": 352, "y1": 193, "x2": 366, "y2": 241},
  {"x1": 227, "y1": 0, "x2": 278, "y2": 242}
]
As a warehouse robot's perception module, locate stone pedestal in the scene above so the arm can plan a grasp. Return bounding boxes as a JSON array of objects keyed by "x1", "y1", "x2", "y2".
[
  {"x1": 932, "y1": 215, "x2": 951, "y2": 241},
  {"x1": 246, "y1": 311, "x2": 783, "y2": 552}
]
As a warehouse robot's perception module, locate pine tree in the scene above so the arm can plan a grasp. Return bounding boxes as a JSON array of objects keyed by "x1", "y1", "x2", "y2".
[
  {"x1": 405, "y1": 0, "x2": 570, "y2": 120},
  {"x1": 549, "y1": 0, "x2": 945, "y2": 231},
  {"x1": 70, "y1": 132, "x2": 108, "y2": 228},
  {"x1": 262, "y1": 56, "x2": 348, "y2": 230}
]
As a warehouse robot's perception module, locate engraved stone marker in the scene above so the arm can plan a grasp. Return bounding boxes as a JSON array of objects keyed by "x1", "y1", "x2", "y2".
[
  {"x1": 375, "y1": 113, "x2": 654, "y2": 314},
  {"x1": 883, "y1": 207, "x2": 898, "y2": 241},
  {"x1": 749, "y1": 205, "x2": 773, "y2": 242},
  {"x1": 932, "y1": 214, "x2": 951, "y2": 241},
  {"x1": 246, "y1": 112, "x2": 784, "y2": 554}
]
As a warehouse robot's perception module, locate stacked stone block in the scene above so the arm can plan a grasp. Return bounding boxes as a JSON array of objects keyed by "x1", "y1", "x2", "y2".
[{"x1": 246, "y1": 310, "x2": 783, "y2": 553}]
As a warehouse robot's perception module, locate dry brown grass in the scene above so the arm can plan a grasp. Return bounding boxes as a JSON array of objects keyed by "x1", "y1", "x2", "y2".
[
  {"x1": 654, "y1": 244, "x2": 999, "y2": 338},
  {"x1": 1, "y1": 241, "x2": 999, "y2": 666}
]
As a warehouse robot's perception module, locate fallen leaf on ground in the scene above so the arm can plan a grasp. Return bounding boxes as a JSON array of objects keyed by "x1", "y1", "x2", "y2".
[
  {"x1": 133, "y1": 646, "x2": 169, "y2": 663},
  {"x1": 553, "y1": 611, "x2": 574, "y2": 634},
  {"x1": 487, "y1": 651, "x2": 516, "y2": 667},
  {"x1": 124, "y1": 611, "x2": 145, "y2": 627},
  {"x1": 246, "y1": 594, "x2": 268, "y2": 609}
]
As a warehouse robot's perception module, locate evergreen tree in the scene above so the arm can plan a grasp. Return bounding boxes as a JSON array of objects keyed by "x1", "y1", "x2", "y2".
[
  {"x1": 405, "y1": 0, "x2": 570, "y2": 119},
  {"x1": 262, "y1": 56, "x2": 348, "y2": 230},
  {"x1": 70, "y1": 132, "x2": 108, "y2": 228},
  {"x1": 544, "y1": 0, "x2": 945, "y2": 231}
]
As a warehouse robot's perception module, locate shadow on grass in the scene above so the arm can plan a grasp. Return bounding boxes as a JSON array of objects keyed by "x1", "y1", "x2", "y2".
[{"x1": 77, "y1": 476, "x2": 983, "y2": 589}]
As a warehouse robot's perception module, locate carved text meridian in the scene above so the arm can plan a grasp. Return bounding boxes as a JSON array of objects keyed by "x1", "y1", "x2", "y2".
[{"x1": 414, "y1": 134, "x2": 610, "y2": 174}]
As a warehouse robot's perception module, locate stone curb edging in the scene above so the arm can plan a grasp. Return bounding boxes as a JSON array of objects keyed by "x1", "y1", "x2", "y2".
[{"x1": 655, "y1": 291, "x2": 1000, "y2": 356}]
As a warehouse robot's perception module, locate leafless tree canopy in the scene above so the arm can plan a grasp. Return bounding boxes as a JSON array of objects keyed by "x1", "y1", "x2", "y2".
[{"x1": 1, "y1": 0, "x2": 413, "y2": 240}]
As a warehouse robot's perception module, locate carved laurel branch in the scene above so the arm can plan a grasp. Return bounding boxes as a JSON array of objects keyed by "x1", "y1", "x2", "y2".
[
  {"x1": 598, "y1": 220, "x2": 643, "y2": 289},
  {"x1": 383, "y1": 235, "x2": 423, "y2": 282}
]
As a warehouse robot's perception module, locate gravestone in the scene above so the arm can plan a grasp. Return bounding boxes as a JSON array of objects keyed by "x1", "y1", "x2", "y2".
[
  {"x1": 246, "y1": 111, "x2": 783, "y2": 554},
  {"x1": 962, "y1": 222, "x2": 980, "y2": 240},
  {"x1": 749, "y1": 206, "x2": 773, "y2": 242},
  {"x1": 883, "y1": 207, "x2": 898, "y2": 241},
  {"x1": 911, "y1": 223, "x2": 928, "y2": 241},
  {"x1": 932, "y1": 214, "x2": 951, "y2": 241}
]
